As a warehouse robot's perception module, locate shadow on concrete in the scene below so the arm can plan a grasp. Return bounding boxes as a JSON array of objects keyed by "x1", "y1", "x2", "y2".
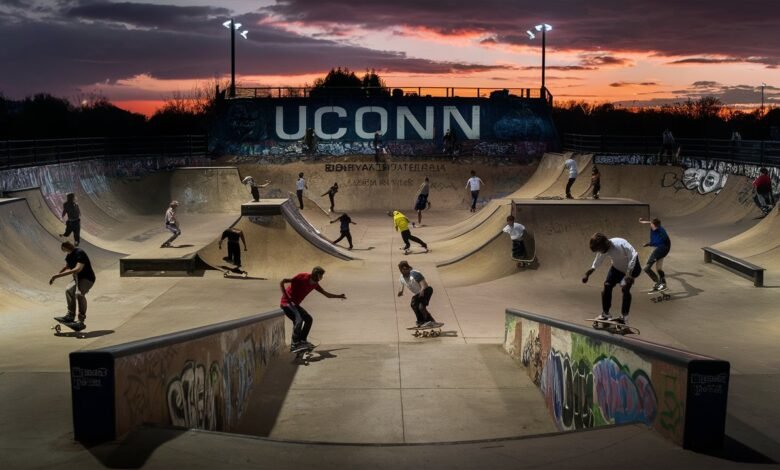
[
  {"x1": 665, "y1": 271, "x2": 704, "y2": 300},
  {"x1": 86, "y1": 425, "x2": 185, "y2": 469},
  {"x1": 696, "y1": 435, "x2": 776, "y2": 464}
]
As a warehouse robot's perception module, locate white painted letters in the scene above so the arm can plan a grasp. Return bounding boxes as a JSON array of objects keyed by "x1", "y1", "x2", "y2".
[
  {"x1": 314, "y1": 107, "x2": 348, "y2": 140},
  {"x1": 397, "y1": 106, "x2": 434, "y2": 139},
  {"x1": 355, "y1": 107, "x2": 388, "y2": 139},
  {"x1": 275, "y1": 106, "x2": 306, "y2": 140},
  {"x1": 443, "y1": 106, "x2": 480, "y2": 139}
]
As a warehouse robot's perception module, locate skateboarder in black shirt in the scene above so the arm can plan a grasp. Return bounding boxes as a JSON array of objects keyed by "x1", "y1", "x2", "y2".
[
  {"x1": 219, "y1": 227, "x2": 247, "y2": 268},
  {"x1": 330, "y1": 213, "x2": 356, "y2": 249},
  {"x1": 49, "y1": 241, "x2": 96, "y2": 328}
]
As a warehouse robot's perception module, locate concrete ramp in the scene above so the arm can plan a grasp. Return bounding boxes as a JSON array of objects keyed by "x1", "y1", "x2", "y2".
[
  {"x1": 439, "y1": 199, "x2": 648, "y2": 287},
  {"x1": 712, "y1": 206, "x2": 780, "y2": 268},
  {"x1": 196, "y1": 199, "x2": 357, "y2": 279}
]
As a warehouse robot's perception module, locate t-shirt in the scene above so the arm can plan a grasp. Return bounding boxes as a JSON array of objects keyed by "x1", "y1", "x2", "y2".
[
  {"x1": 399, "y1": 270, "x2": 425, "y2": 295},
  {"x1": 165, "y1": 207, "x2": 177, "y2": 225},
  {"x1": 503, "y1": 222, "x2": 525, "y2": 241},
  {"x1": 65, "y1": 248, "x2": 96, "y2": 283},
  {"x1": 63, "y1": 201, "x2": 80, "y2": 221},
  {"x1": 280, "y1": 272, "x2": 319, "y2": 307},
  {"x1": 753, "y1": 174, "x2": 772, "y2": 193},
  {"x1": 392, "y1": 211, "x2": 410, "y2": 232},
  {"x1": 418, "y1": 181, "x2": 430, "y2": 196},
  {"x1": 649, "y1": 226, "x2": 671, "y2": 248},
  {"x1": 564, "y1": 159, "x2": 578, "y2": 178},
  {"x1": 337, "y1": 214, "x2": 352, "y2": 232},
  {"x1": 221, "y1": 229, "x2": 240, "y2": 243},
  {"x1": 466, "y1": 176, "x2": 483, "y2": 191},
  {"x1": 591, "y1": 237, "x2": 638, "y2": 274},
  {"x1": 296, "y1": 178, "x2": 306, "y2": 191}
]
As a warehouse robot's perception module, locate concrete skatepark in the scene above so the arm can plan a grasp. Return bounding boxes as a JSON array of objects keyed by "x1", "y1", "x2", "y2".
[{"x1": 2, "y1": 153, "x2": 780, "y2": 468}]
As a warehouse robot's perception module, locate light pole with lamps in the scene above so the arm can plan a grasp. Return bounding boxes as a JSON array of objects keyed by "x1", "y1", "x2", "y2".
[
  {"x1": 526, "y1": 23, "x2": 552, "y2": 93},
  {"x1": 223, "y1": 19, "x2": 249, "y2": 98}
]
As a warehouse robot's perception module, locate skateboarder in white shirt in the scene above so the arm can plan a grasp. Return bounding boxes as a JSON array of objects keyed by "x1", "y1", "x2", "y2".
[
  {"x1": 242, "y1": 175, "x2": 271, "y2": 202},
  {"x1": 564, "y1": 158, "x2": 578, "y2": 199},
  {"x1": 466, "y1": 170, "x2": 484, "y2": 212},
  {"x1": 161, "y1": 201, "x2": 180, "y2": 247},
  {"x1": 502, "y1": 215, "x2": 527, "y2": 259},
  {"x1": 296, "y1": 172, "x2": 308, "y2": 209},
  {"x1": 581, "y1": 233, "x2": 642, "y2": 325},
  {"x1": 397, "y1": 260, "x2": 441, "y2": 328}
]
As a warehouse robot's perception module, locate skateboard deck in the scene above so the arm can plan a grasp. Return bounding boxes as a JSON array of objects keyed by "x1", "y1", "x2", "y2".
[
  {"x1": 585, "y1": 318, "x2": 640, "y2": 335},
  {"x1": 409, "y1": 323, "x2": 444, "y2": 337},
  {"x1": 52, "y1": 316, "x2": 86, "y2": 336},
  {"x1": 403, "y1": 248, "x2": 430, "y2": 255},
  {"x1": 292, "y1": 344, "x2": 319, "y2": 365},
  {"x1": 223, "y1": 269, "x2": 248, "y2": 278},
  {"x1": 646, "y1": 287, "x2": 672, "y2": 303}
]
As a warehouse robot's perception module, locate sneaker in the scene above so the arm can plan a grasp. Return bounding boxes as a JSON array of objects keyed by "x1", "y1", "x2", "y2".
[
  {"x1": 656, "y1": 283, "x2": 667, "y2": 291},
  {"x1": 290, "y1": 342, "x2": 301, "y2": 351},
  {"x1": 422, "y1": 246, "x2": 429, "y2": 253},
  {"x1": 71, "y1": 321, "x2": 86, "y2": 331},
  {"x1": 421, "y1": 321, "x2": 436, "y2": 328},
  {"x1": 56, "y1": 315, "x2": 76, "y2": 323},
  {"x1": 596, "y1": 312, "x2": 611, "y2": 321},
  {"x1": 160, "y1": 243, "x2": 169, "y2": 248},
  {"x1": 404, "y1": 249, "x2": 410, "y2": 255},
  {"x1": 614, "y1": 316, "x2": 627, "y2": 325},
  {"x1": 565, "y1": 195, "x2": 573, "y2": 199}
]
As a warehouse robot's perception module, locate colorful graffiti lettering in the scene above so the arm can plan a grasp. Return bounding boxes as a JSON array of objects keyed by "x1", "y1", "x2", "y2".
[
  {"x1": 540, "y1": 349, "x2": 595, "y2": 430},
  {"x1": 592, "y1": 356, "x2": 657, "y2": 426}
]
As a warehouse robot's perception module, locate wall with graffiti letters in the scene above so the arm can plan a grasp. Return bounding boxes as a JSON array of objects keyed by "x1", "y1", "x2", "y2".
[
  {"x1": 209, "y1": 96, "x2": 557, "y2": 157},
  {"x1": 109, "y1": 312, "x2": 285, "y2": 438},
  {"x1": 504, "y1": 309, "x2": 729, "y2": 449}
]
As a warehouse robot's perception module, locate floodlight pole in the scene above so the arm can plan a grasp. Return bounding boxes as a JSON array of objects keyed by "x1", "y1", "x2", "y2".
[
  {"x1": 541, "y1": 27, "x2": 546, "y2": 91},
  {"x1": 230, "y1": 19, "x2": 236, "y2": 98}
]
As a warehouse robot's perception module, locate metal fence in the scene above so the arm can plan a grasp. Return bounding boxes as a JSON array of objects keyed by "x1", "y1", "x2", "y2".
[
  {"x1": 231, "y1": 86, "x2": 554, "y2": 105},
  {"x1": 0, "y1": 135, "x2": 208, "y2": 169},
  {"x1": 562, "y1": 133, "x2": 780, "y2": 166}
]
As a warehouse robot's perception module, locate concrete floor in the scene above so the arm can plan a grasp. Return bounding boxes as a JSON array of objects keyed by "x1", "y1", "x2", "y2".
[{"x1": 1, "y1": 198, "x2": 780, "y2": 468}]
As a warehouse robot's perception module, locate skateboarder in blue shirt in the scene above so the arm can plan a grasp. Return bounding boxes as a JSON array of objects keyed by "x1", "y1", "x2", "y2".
[
  {"x1": 639, "y1": 218, "x2": 671, "y2": 291},
  {"x1": 582, "y1": 233, "x2": 641, "y2": 325},
  {"x1": 397, "y1": 261, "x2": 441, "y2": 328},
  {"x1": 49, "y1": 241, "x2": 96, "y2": 329}
]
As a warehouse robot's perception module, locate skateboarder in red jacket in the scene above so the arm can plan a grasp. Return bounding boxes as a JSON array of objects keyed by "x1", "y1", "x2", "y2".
[{"x1": 280, "y1": 266, "x2": 346, "y2": 351}]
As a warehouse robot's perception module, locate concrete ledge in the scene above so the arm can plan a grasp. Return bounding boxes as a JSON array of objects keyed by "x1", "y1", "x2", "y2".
[
  {"x1": 703, "y1": 247, "x2": 764, "y2": 287},
  {"x1": 241, "y1": 199, "x2": 289, "y2": 216},
  {"x1": 503, "y1": 308, "x2": 729, "y2": 452},
  {"x1": 69, "y1": 310, "x2": 285, "y2": 442}
]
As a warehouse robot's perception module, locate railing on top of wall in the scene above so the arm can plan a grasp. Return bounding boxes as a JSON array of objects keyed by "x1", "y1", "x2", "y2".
[
  {"x1": 0, "y1": 135, "x2": 209, "y2": 170},
  {"x1": 562, "y1": 133, "x2": 780, "y2": 166},
  {"x1": 228, "y1": 86, "x2": 554, "y2": 106}
]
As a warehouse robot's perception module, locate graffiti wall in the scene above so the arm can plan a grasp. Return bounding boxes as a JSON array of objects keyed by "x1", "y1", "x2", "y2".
[
  {"x1": 209, "y1": 96, "x2": 557, "y2": 157},
  {"x1": 504, "y1": 313, "x2": 687, "y2": 445},
  {"x1": 113, "y1": 314, "x2": 285, "y2": 438}
]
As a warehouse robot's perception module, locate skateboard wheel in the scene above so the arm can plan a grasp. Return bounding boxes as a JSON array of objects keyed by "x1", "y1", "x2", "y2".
[
  {"x1": 663, "y1": 294, "x2": 671, "y2": 300},
  {"x1": 54, "y1": 324, "x2": 61, "y2": 333},
  {"x1": 223, "y1": 273, "x2": 228, "y2": 278}
]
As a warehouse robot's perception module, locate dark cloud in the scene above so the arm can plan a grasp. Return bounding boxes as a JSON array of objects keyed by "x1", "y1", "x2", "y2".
[
  {"x1": 0, "y1": 7, "x2": 514, "y2": 99},
  {"x1": 579, "y1": 55, "x2": 632, "y2": 67},
  {"x1": 264, "y1": 0, "x2": 779, "y2": 64},
  {"x1": 609, "y1": 81, "x2": 658, "y2": 87},
  {"x1": 670, "y1": 57, "x2": 778, "y2": 67},
  {"x1": 614, "y1": 82, "x2": 780, "y2": 107}
]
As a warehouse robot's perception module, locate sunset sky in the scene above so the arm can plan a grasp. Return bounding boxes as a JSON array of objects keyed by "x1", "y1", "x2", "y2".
[{"x1": 1, "y1": 0, "x2": 778, "y2": 116}]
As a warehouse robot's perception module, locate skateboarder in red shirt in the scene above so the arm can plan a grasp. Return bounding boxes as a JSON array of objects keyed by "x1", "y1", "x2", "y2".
[{"x1": 280, "y1": 266, "x2": 346, "y2": 351}]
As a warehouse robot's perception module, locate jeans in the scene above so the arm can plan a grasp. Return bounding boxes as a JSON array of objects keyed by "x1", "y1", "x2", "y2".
[
  {"x1": 164, "y1": 224, "x2": 180, "y2": 246},
  {"x1": 602, "y1": 261, "x2": 642, "y2": 316},
  {"x1": 297, "y1": 190, "x2": 304, "y2": 209},
  {"x1": 470, "y1": 190, "x2": 479, "y2": 210},
  {"x1": 333, "y1": 230, "x2": 353, "y2": 248},
  {"x1": 401, "y1": 230, "x2": 427, "y2": 250},
  {"x1": 227, "y1": 241, "x2": 242, "y2": 266},
  {"x1": 63, "y1": 219, "x2": 81, "y2": 245},
  {"x1": 565, "y1": 178, "x2": 576, "y2": 197},
  {"x1": 410, "y1": 286, "x2": 435, "y2": 324},
  {"x1": 282, "y1": 304, "x2": 313, "y2": 344},
  {"x1": 66, "y1": 277, "x2": 94, "y2": 321},
  {"x1": 512, "y1": 240, "x2": 526, "y2": 259}
]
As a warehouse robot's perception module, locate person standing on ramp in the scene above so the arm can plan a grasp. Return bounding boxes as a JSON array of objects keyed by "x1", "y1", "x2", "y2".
[
  {"x1": 564, "y1": 157, "x2": 578, "y2": 199},
  {"x1": 466, "y1": 170, "x2": 484, "y2": 212},
  {"x1": 161, "y1": 200, "x2": 180, "y2": 248},
  {"x1": 296, "y1": 172, "x2": 307, "y2": 210},
  {"x1": 414, "y1": 177, "x2": 430, "y2": 226},
  {"x1": 280, "y1": 266, "x2": 346, "y2": 351},
  {"x1": 242, "y1": 175, "x2": 270, "y2": 202},
  {"x1": 321, "y1": 182, "x2": 339, "y2": 213},
  {"x1": 397, "y1": 260, "x2": 442, "y2": 328},
  {"x1": 502, "y1": 215, "x2": 527, "y2": 259},
  {"x1": 639, "y1": 218, "x2": 671, "y2": 291},
  {"x1": 49, "y1": 241, "x2": 96, "y2": 330},
  {"x1": 60, "y1": 193, "x2": 81, "y2": 247},
  {"x1": 219, "y1": 226, "x2": 247, "y2": 269},
  {"x1": 330, "y1": 213, "x2": 356, "y2": 249},
  {"x1": 582, "y1": 233, "x2": 641, "y2": 326}
]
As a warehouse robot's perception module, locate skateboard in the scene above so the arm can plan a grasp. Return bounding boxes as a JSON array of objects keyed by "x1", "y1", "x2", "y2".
[
  {"x1": 291, "y1": 343, "x2": 318, "y2": 365},
  {"x1": 52, "y1": 316, "x2": 86, "y2": 336},
  {"x1": 646, "y1": 287, "x2": 672, "y2": 303},
  {"x1": 513, "y1": 256, "x2": 537, "y2": 268},
  {"x1": 585, "y1": 318, "x2": 640, "y2": 336},
  {"x1": 403, "y1": 248, "x2": 430, "y2": 255},
  {"x1": 408, "y1": 323, "x2": 444, "y2": 337},
  {"x1": 223, "y1": 269, "x2": 248, "y2": 278}
]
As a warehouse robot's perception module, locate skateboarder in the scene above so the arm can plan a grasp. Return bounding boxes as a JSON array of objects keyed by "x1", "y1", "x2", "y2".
[
  {"x1": 564, "y1": 157, "x2": 578, "y2": 199},
  {"x1": 296, "y1": 172, "x2": 307, "y2": 210},
  {"x1": 242, "y1": 175, "x2": 271, "y2": 202},
  {"x1": 466, "y1": 170, "x2": 484, "y2": 212},
  {"x1": 218, "y1": 226, "x2": 247, "y2": 268},
  {"x1": 321, "y1": 182, "x2": 339, "y2": 213},
  {"x1": 60, "y1": 193, "x2": 81, "y2": 246},
  {"x1": 586, "y1": 166, "x2": 601, "y2": 199},
  {"x1": 582, "y1": 233, "x2": 641, "y2": 325},
  {"x1": 502, "y1": 215, "x2": 527, "y2": 259},
  {"x1": 161, "y1": 200, "x2": 180, "y2": 248},
  {"x1": 330, "y1": 213, "x2": 356, "y2": 249},
  {"x1": 372, "y1": 131, "x2": 386, "y2": 161},
  {"x1": 639, "y1": 218, "x2": 671, "y2": 291},
  {"x1": 49, "y1": 241, "x2": 96, "y2": 328},
  {"x1": 280, "y1": 266, "x2": 346, "y2": 351},
  {"x1": 414, "y1": 177, "x2": 430, "y2": 225},
  {"x1": 397, "y1": 260, "x2": 440, "y2": 328},
  {"x1": 389, "y1": 210, "x2": 428, "y2": 255},
  {"x1": 659, "y1": 129, "x2": 676, "y2": 165},
  {"x1": 752, "y1": 167, "x2": 775, "y2": 215}
]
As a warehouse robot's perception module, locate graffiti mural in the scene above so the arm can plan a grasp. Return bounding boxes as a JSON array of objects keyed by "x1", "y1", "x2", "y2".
[
  {"x1": 167, "y1": 361, "x2": 224, "y2": 430},
  {"x1": 592, "y1": 356, "x2": 657, "y2": 425},
  {"x1": 540, "y1": 349, "x2": 595, "y2": 430},
  {"x1": 661, "y1": 169, "x2": 728, "y2": 195}
]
